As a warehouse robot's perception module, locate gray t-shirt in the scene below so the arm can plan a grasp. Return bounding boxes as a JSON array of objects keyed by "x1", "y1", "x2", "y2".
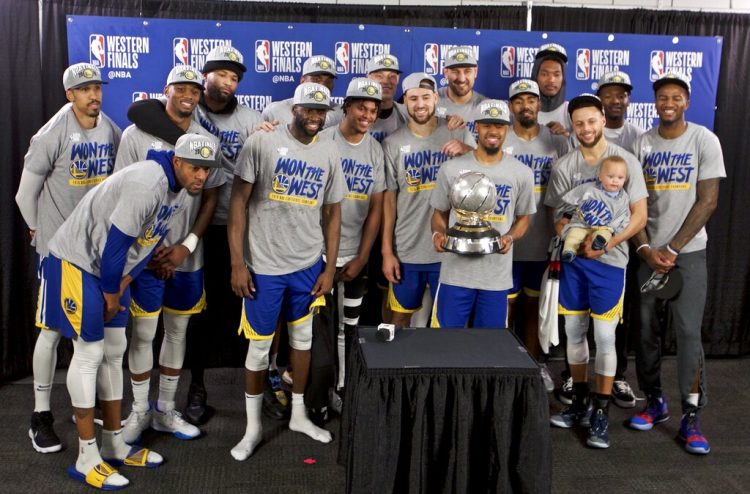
[
  {"x1": 436, "y1": 88, "x2": 487, "y2": 137},
  {"x1": 545, "y1": 142, "x2": 648, "y2": 268},
  {"x1": 369, "y1": 103, "x2": 407, "y2": 144},
  {"x1": 234, "y1": 124, "x2": 346, "y2": 275},
  {"x1": 261, "y1": 98, "x2": 343, "y2": 130},
  {"x1": 538, "y1": 101, "x2": 572, "y2": 132},
  {"x1": 503, "y1": 125, "x2": 570, "y2": 262},
  {"x1": 48, "y1": 160, "x2": 188, "y2": 278},
  {"x1": 604, "y1": 121, "x2": 645, "y2": 155},
  {"x1": 115, "y1": 121, "x2": 225, "y2": 272},
  {"x1": 321, "y1": 126, "x2": 386, "y2": 259},
  {"x1": 561, "y1": 182, "x2": 630, "y2": 234},
  {"x1": 430, "y1": 153, "x2": 536, "y2": 291},
  {"x1": 383, "y1": 120, "x2": 475, "y2": 264},
  {"x1": 23, "y1": 104, "x2": 121, "y2": 257},
  {"x1": 635, "y1": 123, "x2": 726, "y2": 253},
  {"x1": 194, "y1": 102, "x2": 263, "y2": 225}
]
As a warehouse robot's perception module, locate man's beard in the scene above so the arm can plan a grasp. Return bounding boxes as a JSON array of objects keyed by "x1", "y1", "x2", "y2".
[
  {"x1": 207, "y1": 84, "x2": 232, "y2": 103},
  {"x1": 578, "y1": 130, "x2": 603, "y2": 148}
]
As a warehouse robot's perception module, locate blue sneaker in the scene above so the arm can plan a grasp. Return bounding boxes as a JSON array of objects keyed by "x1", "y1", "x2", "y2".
[
  {"x1": 679, "y1": 411, "x2": 710, "y2": 455},
  {"x1": 629, "y1": 393, "x2": 670, "y2": 431},
  {"x1": 561, "y1": 250, "x2": 576, "y2": 263},
  {"x1": 586, "y1": 409, "x2": 610, "y2": 448},
  {"x1": 550, "y1": 400, "x2": 593, "y2": 428}
]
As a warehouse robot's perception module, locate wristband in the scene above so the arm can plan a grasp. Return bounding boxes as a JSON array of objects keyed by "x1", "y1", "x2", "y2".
[
  {"x1": 181, "y1": 233, "x2": 199, "y2": 254},
  {"x1": 635, "y1": 243, "x2": 650, "y2": 254},
  {"x1": 666, "y1": 243, "x2": 680, "y2": 256}
]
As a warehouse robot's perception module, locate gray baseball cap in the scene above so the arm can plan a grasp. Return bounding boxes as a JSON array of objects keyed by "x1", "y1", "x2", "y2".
[
  {"x1": 597, "y1": 71, "x2": 633, "y2": 93},
  {"x1": 443, "y1": 45, "x2": 478, "y2": 69},
  {"x1": 568, "y1": 93, "x2": 604, "y2": 117},
  {"x1": 401, "y1": 72, "x2": 437, "y2": 94},
  {"x1": 174, "y1": 134, "x2": 221, "y2": 168},
  {"x1": 292, "y1": 82, "x2": 332, "y2": 110},
  {"x1": 345, "y1": 78, "x2": 382, "y2": 102},
  {"x1": 509, "y1": 79, "x2": 540, "y2": 100},
  {"x1": 167, "y1": 65, "x2": 204, "y2": 87},
  {"x1": 302, "y1": 55, "x2": 337, "y2": 78},
  {"x1": 653, "y1": 71, "x2": 691, "y2": 95},
  {"x1": 365, "y1": 54, "x2": 401, "y2": 74},
  {"x1": 536, "y1": 43, "x2": 568, "y2": 64},
  {"x1": 63, "y1": 63, "x2": 107, "y2": 91},
  {"x1": 203, "y1": 46, "x2": 247, "y2": 78},
  {"x1": 474, "y1": 100, "x2": 511, "y2": 125}
]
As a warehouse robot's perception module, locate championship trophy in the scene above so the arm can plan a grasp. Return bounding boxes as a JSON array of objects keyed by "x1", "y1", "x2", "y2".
[{"x1": 443, "y1": 171, "x2": 502, "y2": 254}]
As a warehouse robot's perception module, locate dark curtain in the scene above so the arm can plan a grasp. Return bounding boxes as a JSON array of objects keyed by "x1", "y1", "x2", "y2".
[{"x1": 533, "y1": 7, "x2": 750, "y2": 355}]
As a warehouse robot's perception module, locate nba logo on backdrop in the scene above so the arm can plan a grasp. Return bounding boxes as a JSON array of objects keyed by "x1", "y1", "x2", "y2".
[
  {"x1": 576, "y1": 48, "x2": 591, "y2": 80},
  {"x1": 650, "y1": 50, "x2": 665, "y2": 80},
  {"x1": 132, "y1": 92, "x2": 148, "y2": 102},
  {"x1": 255, "y1": 39, "x2": 271, "y2": 73},
  {"x1": 173, "y1": 38, "x2": 189, "y2": 66},
  {"x1": 500, "y1": 46, "x2": 515, "y2": 78},
  {"x1": 335, "y1": 42, "x2": 350, "y2": 74},
  {"x1": 89, "y1": 34, "x2": 105, "y2": 67},
  {"x1": 424, "y1": 43, "x2": 439, "y2": 75}
]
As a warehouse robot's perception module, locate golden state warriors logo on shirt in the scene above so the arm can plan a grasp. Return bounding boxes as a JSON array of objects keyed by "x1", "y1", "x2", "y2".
[
  {"x1": 642, "y1": 150, "x2": 695, "y2": 191},
  {"x1": 268, "y1": 157, "x2": 325, "y2": 207},
  {"x1": 402, "y1": 149, "x2": 449, "y2": 193},
  {"x1": 68, "y1": 142, "x2": 116, "y2": 186},
  {"x1": 487, "y1": 183, "x2": 513, "y2": 223},
  {"x1": 137, "y1": 204, "x2": 180, "y2": 247}
]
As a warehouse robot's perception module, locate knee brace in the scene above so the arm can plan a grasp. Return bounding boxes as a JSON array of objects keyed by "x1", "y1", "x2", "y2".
[
  {"x1": 128, "y1": 315, "x2": 159, "y2": 374},
  {"x1": 244, "y1": 338, "x2": 273, "y2": 372},
  {"x1": 159, "y1": 312, "x2": 190, "y2": 370},
  {"x1": 288, "y1": 316, "x2": 313, "y2": 351},
  {"x1": 593, "y1": 318, "x2": 618, "y2": 377},
  {"x1": 564, "y1": 314, "x2": 590, "y2": 365},
  {"x1": 67, "y1": 338, "x2": 104, "y2": 409},
  {"x1": 97, "y1": 328, "x2": 127, "y2": 401},
  {"x1": 33, "y1": 328, "x2": 62, "y2": 384}
]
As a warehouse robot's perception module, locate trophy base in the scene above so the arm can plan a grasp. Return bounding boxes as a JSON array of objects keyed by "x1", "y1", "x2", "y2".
[{"x1": 443, "y1": 225, "x2": 502, "y2": 255}]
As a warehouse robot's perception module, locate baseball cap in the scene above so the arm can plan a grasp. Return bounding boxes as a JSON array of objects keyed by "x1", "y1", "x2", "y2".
[
  {"x1": 63, "y1": 63, "x2": 107, "y2": 91},
  {"x1": 568, "y1": 93, "x2": 604, "y2": 117},
  {"x1": 535, "y1": 43, "x2": 568, "y2": 64},
  {"x1": 302, "y1": 55, "x2": 337, "y2": 78},
  {"x1": 365, "y1": 54, "x2": 401, "y2": 74},
  {"x1": 174, "y1": 134, "x2": 221, "y2": 168},
  {"x1": 292, "y1": 82, "x2": 332, "y2": 110},
  {"x1": 509, "y1": 79, "x2": 540, "y2": 100},
  {"x1": 653, "y1": 71, "x2": 691, "y2": 95},
  {"x1": 167, "y1": 65, "x2": 204, "y2": 88},
  {"x1": 401, "y1": 72, "x2": 437, "y2": 94},
  {"x1": 640, "y1": 269, "x2": 682, "y2": 300},
  {"x1": 443, "y1": 46, "x2": 478, "y2": 69},
  {"x1": 474, "y1": 100, "x2": 511, "y2": 125},
  {"x1": 345, "y1": 78, "x2": 383, "y2": 102},
  {"x1": 596, "y1": 71, "x2": 633, "y2": 93},
  {"x1": 202, "y1": 46, "x2": 247, "y2": 79}
]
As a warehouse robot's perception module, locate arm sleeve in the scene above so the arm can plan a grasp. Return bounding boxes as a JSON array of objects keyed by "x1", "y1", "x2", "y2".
[
  {"x1": 234, "y1": 134, "x2": 259, "y2": 184},
  {"x1": 15, "y1": 169, "x2": 46, "y2": 229},
  {"x1": 100, "y1": 224, "x2": 136, "y2": 293}
]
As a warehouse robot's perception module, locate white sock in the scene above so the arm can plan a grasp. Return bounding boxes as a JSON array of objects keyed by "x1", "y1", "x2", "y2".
[
  {"x1": 687, "y1": 393, "x2": 700, "y2": 408},
  {"x1": 76, "y1": 436, "x2": 129, "y2": 488},
  {"x1": 157, "y1": 374, "x2": 180, "y2": 412},
  {"x1": 100, "y1": 429, "x2": 132, "y2": 460},
  {"x1": 131, "y1": 378, "x2": 150, "y2": 413},
  {"x1": 32, "y1": 329, "x2": 61, "y2": 412},
  {"x1": 231, "y1": 393, "x2": 263, "y2": 461},
  {"x1": 288, "y1": 393, "x2": 332, "y2": 443}
]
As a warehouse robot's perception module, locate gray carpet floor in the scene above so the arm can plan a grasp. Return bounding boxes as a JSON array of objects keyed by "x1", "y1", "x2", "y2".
[{"x1": 2, "y1": 356, "x2": 748, "y2": 493}]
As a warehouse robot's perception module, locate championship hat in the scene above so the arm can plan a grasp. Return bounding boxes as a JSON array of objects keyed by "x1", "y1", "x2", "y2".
[
  {"x1": 401, "y1": 72, "x2": 437, "y2": 94},
  {"x1": 509, "y1": 79, "x2": 540, "y2": 100},
  {"x1": 653, "y1": 71, "x2": 691, "y2": 95},
  {"x1": 63, "y1": 63, "x2": 107, "y2": 91},
  {"x1": 535, "y1": 43, "x2": 568, "y2": 64},
  {"x1": 640, "y1": 269, "x2": 683, "y2": 300},
  {"x1": 597, "y1": 71, "x2": 633, "y2": 93},
  {"x1": 568, "y1": 93, "x2": 604, "y2": 117},
  {"x1": 167, "y1": 65, "x2": 204, "y2": 88},
  {"x1": 174, "y1": 134, "x2": 221, "y2": 168},
  {"x1": 443, "y1": 46, "x2": 478, "y2": 69},
  {"x1": 302, "y1": 55, "x2": 337, "y2": 78},
  {"x1": 345, "y1": 78, "x2": 383, "y2": 102},
  {"x1": 474, "y1": 100, "x2": 511, "y2": 125},
  {"x1": 292, "y1": 82, "x2": 332, "y2": 110},
  {"x1": 365, "y1": 54, "x2": 401, "y2": 74},
  {"x1": 203, "y1": 46, "x2": 247, "y2": 80}
]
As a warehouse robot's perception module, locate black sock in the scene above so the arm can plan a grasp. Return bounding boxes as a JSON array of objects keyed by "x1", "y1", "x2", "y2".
[
  {"x1": 573, "y1": 382, "x2": 590, "y2": 404},
  {"x1": 595, "y1": 393, "x2": 610, "y2": 412}
]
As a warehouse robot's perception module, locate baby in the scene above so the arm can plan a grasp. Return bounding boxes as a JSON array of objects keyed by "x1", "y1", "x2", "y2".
[{"x1": 560, "y1": 156, "x2": 630, "y2": 262}]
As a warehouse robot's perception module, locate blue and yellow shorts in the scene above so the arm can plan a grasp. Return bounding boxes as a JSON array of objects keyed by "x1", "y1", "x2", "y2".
[
  {"x1": 388, "y1": 262, "x2": 440, "y2": 313},
  {"x1": 559, "y1": 257, "x2": 625, "y2": 321},
  {"x1": 129, "y1": 268, "x2": 206, "y2": 317}
]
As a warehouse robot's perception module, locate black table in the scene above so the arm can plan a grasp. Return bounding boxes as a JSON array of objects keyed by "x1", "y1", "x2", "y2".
[{"x1": 338, "y1": 327, "x2": 551, "y2": 494}]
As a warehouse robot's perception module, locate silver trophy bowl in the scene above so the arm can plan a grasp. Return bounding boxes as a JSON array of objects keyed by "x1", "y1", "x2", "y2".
[{"x1": 443, "y1": 171, "x2": 503, "y2": 255}]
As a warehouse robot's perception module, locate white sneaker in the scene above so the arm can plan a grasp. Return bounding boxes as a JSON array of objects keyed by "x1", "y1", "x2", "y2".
[
  {"x1": 540, "y1": 365, "x2": 555, "y2": 393},
  {"x1": 152, "y1": 407, "x2": 201, "y2": 440},
  {"x1": 122, "y1": 407, "x2": 151, "y2": 444}
]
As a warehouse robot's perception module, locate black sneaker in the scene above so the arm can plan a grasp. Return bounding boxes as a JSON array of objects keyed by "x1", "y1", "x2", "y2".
[
  {"x1": 308, "y1": 406, "x2": 328, "y2": 427},
  {"x1": 550, "y1": 400, "x2": 593, "y2": 428},
  {"x1": 586, "y1": 408, "x2": 610, "y2": 449},
  {"x1": 555, "y1": 376, "x2": 574, "y2": 405},
  {"x1": 29, "y1": 411, "x2": 62, "y2": 453},
  {"x1": 611, "y1": 379, "x2": 637, "y2": 408},
  {"x1": 183, "y1": 382, "x2": 214, "y2": 426}
]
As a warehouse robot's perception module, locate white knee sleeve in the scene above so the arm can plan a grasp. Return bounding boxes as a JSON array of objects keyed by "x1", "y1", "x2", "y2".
[
  {"x1": 128, "y1": 315, "x2": 159, "y2": 374},
  {"x1": 67, "y1": 338, "x2": 104, "y2": 409},
  {"x1": 244, "y1": 338, "x2": 273, "y2": 372},
  {"x1": 288, "y1": 316, "x2": 313, "y2": 351},
  {"x1": 565, "y1": 314, "x2": 590, "y2": 365},
  {"x1": 593, "y1": 318, "x2": 618, "y2": 377},
  {"x1": 97, "y1": 328, "x2": 127, "y2": 401},
  {"x1": 159, "y1": 312, "x2": 190, "y2": 370},
  {"x1": 33, "y1": 329, "x2": 62, "y2": 385}
]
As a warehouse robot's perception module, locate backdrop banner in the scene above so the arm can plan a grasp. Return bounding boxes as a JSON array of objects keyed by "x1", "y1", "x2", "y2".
[{"x1": 67, "y1": 15, "x2": 721, "y2": 132}]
